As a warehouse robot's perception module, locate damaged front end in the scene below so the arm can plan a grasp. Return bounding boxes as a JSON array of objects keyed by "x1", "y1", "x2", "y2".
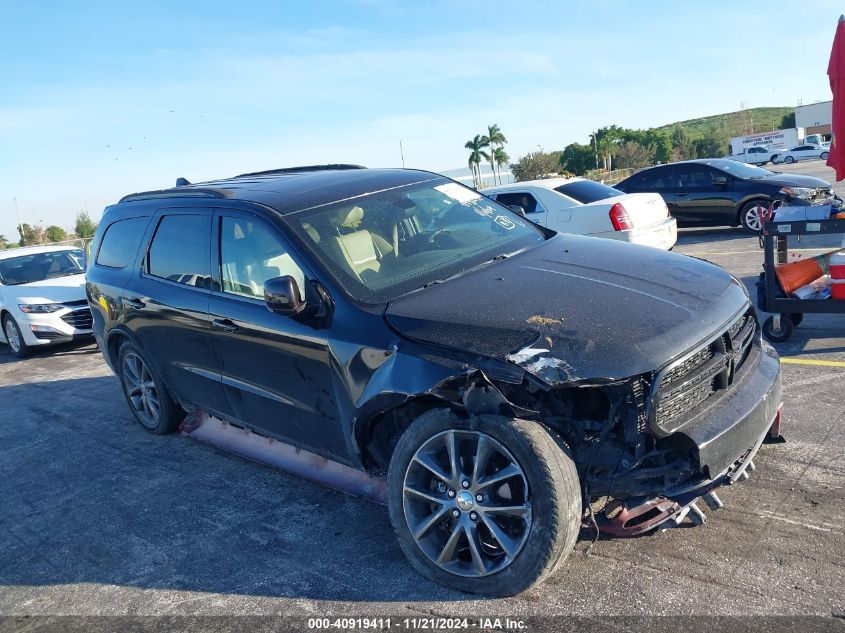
[{"x1": 490, "y1": 311, "x2": 784, "y2": 537}]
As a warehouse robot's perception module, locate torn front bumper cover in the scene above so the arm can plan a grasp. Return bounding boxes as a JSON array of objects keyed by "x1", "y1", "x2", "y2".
[{"x1": 598, "y1": 347, "x2": 783, "y2": 537}]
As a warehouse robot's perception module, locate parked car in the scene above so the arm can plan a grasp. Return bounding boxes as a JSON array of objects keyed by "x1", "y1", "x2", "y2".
[
  {"x1": 0, "y1": 245, "x2": 93, "y2": 357},
  {"x1": 771, "y1": 144, "x2": 830, "y2": 164},
  {"x1": 88, "y1": 165, "x2": 782, "y2": 595},
  {"x1": 483, "y1": 177, "x2": 677, "y2": 250},
  {"x1": 724, "y1": 145, "x2": 778, "y2": 166},
  {"x1": 615, "y1": 159, "x2": 833, "y2": 232}
]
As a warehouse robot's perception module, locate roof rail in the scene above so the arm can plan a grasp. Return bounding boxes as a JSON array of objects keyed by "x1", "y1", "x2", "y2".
[
  {"x1": 119, "y1": 188, "x2": 228, "y2": 203},
  {"x1": 234, "y1": 164, "x2": 366, "y2": 178}
]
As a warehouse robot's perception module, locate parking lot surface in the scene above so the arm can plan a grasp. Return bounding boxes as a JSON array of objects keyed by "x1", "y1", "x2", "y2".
[{"x1": 1, "y1": 160, "x2": 843, "y2": 617}]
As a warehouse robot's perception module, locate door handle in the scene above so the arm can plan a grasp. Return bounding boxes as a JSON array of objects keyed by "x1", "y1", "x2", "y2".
[
  {"x1": 676, "y1": 192, "x2": 689, "y2": 197},
  {"x1": 212, "y1": 318, "x2": 239, "y2": 333},
  {"x1": 124, "y1": 297, "x2": 146, "y2": 309}
]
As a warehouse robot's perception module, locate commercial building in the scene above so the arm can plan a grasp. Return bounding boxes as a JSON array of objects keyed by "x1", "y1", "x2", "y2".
[{"x1": 795, "y1": 100, "x2": 832, "y2": 139}]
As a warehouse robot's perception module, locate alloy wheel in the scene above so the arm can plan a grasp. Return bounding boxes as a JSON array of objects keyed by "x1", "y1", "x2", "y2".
[
  {"x1": 402, "y1": 429, "x2": 532, "y2": 578},
  {"x1": 122, "y1": 352, "x2": 161, "y2": 428},
  {"x1": 744, "y1": 205, "x2": 765, "y2": 232},
  {"x1": 4, "y1": 319, "x2": 21, "y2": 354}
]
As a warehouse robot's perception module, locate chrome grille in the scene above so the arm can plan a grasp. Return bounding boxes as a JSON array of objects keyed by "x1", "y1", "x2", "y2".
[
  {"x1": 653, "y1": 311, "x2": 757, "y2": 433},
  {"x1": 61, "y1": 308, "x2": 93, "y2": 330}
]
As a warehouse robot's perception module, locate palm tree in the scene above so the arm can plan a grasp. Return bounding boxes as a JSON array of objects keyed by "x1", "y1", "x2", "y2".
[
  {"x1": 597, "y1": 135, "x2": 617, "y2": 172},
  {"x1": 493, "y1": 147, "x2": 510, "y2": 182},
  {"x1": 485, "y1": 124, "x2": 507, "y2": 184},
  {"x1": 464, "y1": 135, "x2": 490, "y2": 188}
]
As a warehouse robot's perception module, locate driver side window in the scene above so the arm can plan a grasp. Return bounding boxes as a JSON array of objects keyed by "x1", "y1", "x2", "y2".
[{"x1": 219, "y1": 216, "x2": 305, "y2": 299}]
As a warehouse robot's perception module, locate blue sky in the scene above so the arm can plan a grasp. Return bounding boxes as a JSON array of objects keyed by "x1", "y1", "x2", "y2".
[{"x1": 0, "y1": 0, "x2": 839, "y2": 238}]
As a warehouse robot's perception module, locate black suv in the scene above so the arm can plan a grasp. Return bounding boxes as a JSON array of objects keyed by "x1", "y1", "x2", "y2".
[
  {"x1": 87, "y1": 165, "x2": 782, "y2": 595},
  {"x1": 615, "y1": 159, "x2": 832, "y2": 232}
]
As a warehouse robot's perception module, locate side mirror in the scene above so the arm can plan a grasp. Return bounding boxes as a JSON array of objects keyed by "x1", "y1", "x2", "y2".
[
  {"x1": 713, "y1": 176, "x2": 727, "y2": 187},
  {"x1": 507, "y1": 204, "x2": 527, "y2": 217},
  {"x1": 264, "y1": 276, "x2": 306, "y2": 316}
]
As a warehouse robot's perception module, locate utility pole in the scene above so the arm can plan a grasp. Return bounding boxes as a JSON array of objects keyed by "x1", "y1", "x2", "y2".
[
  {"x1": 13, "y1": 197, "x2": 24, "y2": 246},
  {"x1": 399, "y1": 139, "x2": 405, "y2": 168}
]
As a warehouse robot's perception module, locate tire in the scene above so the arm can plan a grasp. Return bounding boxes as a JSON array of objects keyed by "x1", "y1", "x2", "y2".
[
  {"x1": 788, "y1": 313, "x2": 804, "y2": 327},
  {"x1": 763, "y1": 315, "x2": 794, "y2": 343},
  {"x1": 784, "y1": 156, "x2": 795, "y2": 164},
  {"x1": 821, "y1": 151, "x2": 829, "y2": 161},
  {"x1": 2, "y1": 315, "x2": 31, "y2": 359},
  {"x1": 387, "y1": 410, "x2": 581, "y2": 596},
  {"x1": 740, "y1": 200, "x2": 768, "y2": 233},
  {"x1": 117, "y1": 340, "x2": 184, "y2": 434}
]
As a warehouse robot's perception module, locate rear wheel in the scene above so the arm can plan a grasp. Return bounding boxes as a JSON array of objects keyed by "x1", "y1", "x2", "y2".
[
  {"x1": 2, "y1": 315, "x2": 31, "y2": 359},
  {"x1": 821, "y1": 151, "x2": 829, "y2": 161},
  {"x1": 118, "y1": 341, "x2": 183, "y2": 434},
  {"x1": 740, "y1": 200, "x2": 768, "y2": 233},
  {"x1": 388, "y1": 410, "x2": 581, "y2": 596}
]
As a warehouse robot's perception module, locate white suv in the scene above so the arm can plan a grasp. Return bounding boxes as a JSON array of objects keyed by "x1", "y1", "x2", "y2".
[{"x1": 0, "y1": 245, "x2": 92, "y2": 358}]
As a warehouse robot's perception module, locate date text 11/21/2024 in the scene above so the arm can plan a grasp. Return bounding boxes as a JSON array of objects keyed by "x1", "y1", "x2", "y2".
[{"x1": 307, "y1": 617, "x2": 528, "y2": 630}]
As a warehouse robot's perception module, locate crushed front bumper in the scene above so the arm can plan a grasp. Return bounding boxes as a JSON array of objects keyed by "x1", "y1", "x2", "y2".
[{"x1": 598, "y1": 343, "x2": 782, "y2": 537}]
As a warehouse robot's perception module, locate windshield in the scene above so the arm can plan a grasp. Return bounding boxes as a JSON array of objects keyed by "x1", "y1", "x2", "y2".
[
  {"x1": 702, "y1": 160, "x2": 774, "y2": 179},
  {"x1": 554, "y1": 180, "x2": 623, "y2": 203},
  {"x1": 286, "y1": 178, "x2": 545, "y2": 302},
  {"x1": 0, "y1": 249, "x2": 85, "y2": 286}
]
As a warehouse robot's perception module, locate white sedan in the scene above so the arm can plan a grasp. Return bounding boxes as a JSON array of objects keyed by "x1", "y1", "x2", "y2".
[
  {"x1": 0, "y1": 245, "x2": 93, "y2": 358},
  {"x1": 483, "y1": 177, "x2": 677, "y2": 250},
  {"x1": 771, "y1": 144, "x2": 830, "y2": 164}
]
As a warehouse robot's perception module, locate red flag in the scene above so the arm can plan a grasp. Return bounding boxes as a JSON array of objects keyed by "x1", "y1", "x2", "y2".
[{"x1": 827, "y1": 16, "x2": 845, "y2": 181}]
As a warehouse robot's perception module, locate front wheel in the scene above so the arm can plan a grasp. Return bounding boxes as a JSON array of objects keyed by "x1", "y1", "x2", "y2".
[
  {"x1": 784, "y1": 156, "x2": 795, "y2": 164},
  {"x1": 821, "y1": 151, "x2": 829, "y2": 161},
  {"x1": 388, "y1": 410, "x2": 581, "y2": 596},
  {"x1": 3, "y1": 315, "x2": 31, "y2": 358},
  {"x1": 740, "y1": 201, "x2": 767, "y2": 233}
]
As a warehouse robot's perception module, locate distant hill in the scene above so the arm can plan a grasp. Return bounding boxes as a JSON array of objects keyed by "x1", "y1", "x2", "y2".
[
  {"x1": 654, "y1": 106, "x2": 794, "y2": 139},
  {"x1": 655, "y1": 107, "x2": 795, "y2": 137}
]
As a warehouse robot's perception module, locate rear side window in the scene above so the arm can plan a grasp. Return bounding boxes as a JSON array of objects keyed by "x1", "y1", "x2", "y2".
[
  {"x1": 147, "y1": 214, "x2": 211, "y2": 288},
  {"x1": 96, "y1": 218, "x2": 149, "y2": 269},
  {"x1": 494, "y1": 192, "x2": 542, "y2": 214},
  {"x1": 554, "y1": 180, "x2": 622, "y2": 204},
  {"x1": 626, "y1": 167, "x2": 675, "y2": 190}
]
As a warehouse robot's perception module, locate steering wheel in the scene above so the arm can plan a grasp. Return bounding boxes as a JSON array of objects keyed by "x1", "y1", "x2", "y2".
[{"x1": 427, "y1": 228, "x2": 453, "y2": 246}]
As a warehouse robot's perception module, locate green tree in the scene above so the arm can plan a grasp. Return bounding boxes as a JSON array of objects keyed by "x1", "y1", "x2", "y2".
[
  {"x1": 693, "y1": 124, "x2": 728, "y2": 159},
  {"x1": 17, "y1": 223, "x2": 44, "y2": 246},
  {"x1": 464, "y1": 135, "x2": 490, "y2": 188},
  {"x1": 45, "y1": 225, "x2": 68, "y2": 243},
  {"x1": 559, "y1": 143, "x2": 593, "y2": 175},
  {"x1": 780, "y1": 112, "x2": 796, "y2": 129},
  {"x1": 483, "y1": 124, "x2": 507, "y2": 185},
  {"x1": 670, "y1": 124, "x2": 696, "y2": 160},
  {"x1": 75, "y1": 211, "x2": 97, "y2": 239},
  {"x1": 510, "y1": 150, "x2": 562, "y2": 182},
  {"x1": 0, "y1": 234, "x2": 8, "y2": 250},
  {"x1": 615, "y1": 141, "x2": 654, "y2": 169},
  {"x1": 493, "y1": 147, "x2": 510, "y2": 181}
]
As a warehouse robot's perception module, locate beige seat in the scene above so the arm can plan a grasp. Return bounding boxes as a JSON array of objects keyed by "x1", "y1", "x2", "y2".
[{"x1": 332, "y1": 206, "x2": 394, "y2": 280}]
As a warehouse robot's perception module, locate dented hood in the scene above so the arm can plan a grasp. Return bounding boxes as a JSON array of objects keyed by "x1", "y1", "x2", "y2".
[{"x1": 385, "y1": 235, "x2": 749, "y2": 383}]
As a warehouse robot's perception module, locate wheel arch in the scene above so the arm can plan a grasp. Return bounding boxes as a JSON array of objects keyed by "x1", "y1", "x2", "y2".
[
  {"x1": 736, "y1": 196, "x2": 772, "y2": 226},
  {"x1": 356, "y1": 397, "x2": 456, "y2": 475}
]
